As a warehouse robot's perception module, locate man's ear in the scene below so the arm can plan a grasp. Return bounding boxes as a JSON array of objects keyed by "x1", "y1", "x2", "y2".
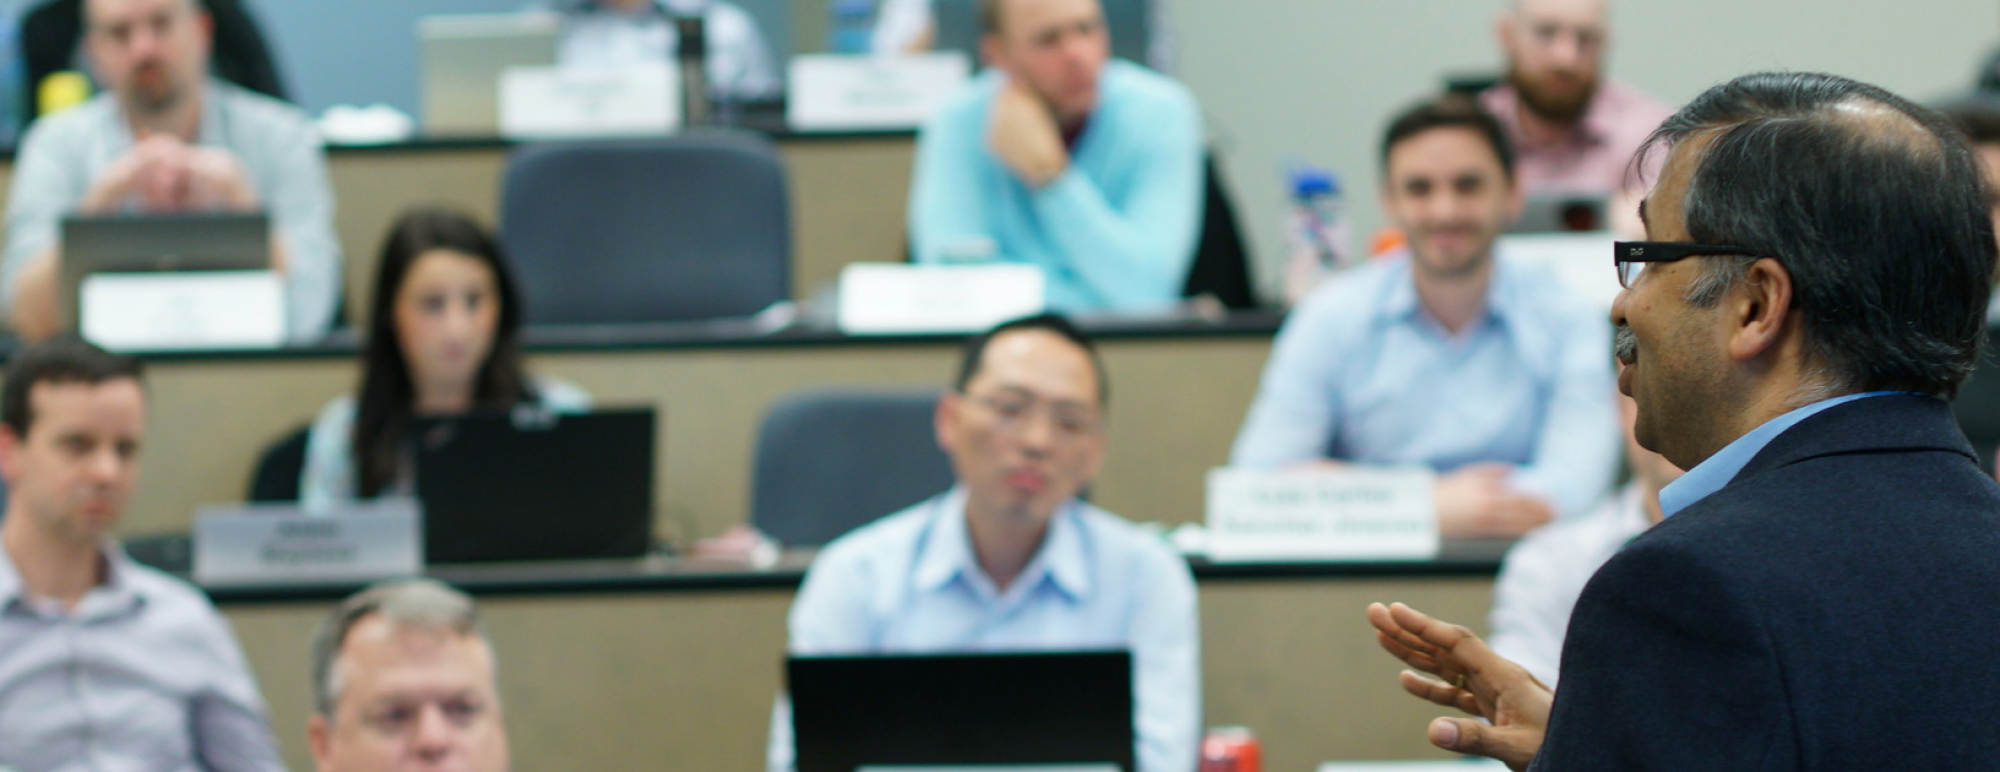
[
  {"x1": 1726, "y1": 257, "x2": 1795, "y2": 362},
  {"x1": 979, "y1": 33, "x2": 1005, "y2": 74},
  {"x1": 0, "y1": 424, "x2": 23, "y2": 487},
  {"x1": 1493, "y1": 11, "x2": 1516, "y2": 57},
  {"x1": 934, "y1": 391, "x2": 961, "y2": 455},
  {"x1": 306, "y1": 713, "x2": 332, "y2": 771}
]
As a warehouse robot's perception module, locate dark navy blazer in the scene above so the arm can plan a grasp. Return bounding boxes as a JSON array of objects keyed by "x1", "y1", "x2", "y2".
[{"x1": 1531, "y1": 394, "x2": 2000, "y2": 770}]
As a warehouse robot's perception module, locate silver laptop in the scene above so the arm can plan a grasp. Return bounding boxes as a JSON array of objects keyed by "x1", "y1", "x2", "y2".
[
  {"x1": 418, "y1": 12, "x2": 561, "y2": 137},
  {"x1": 60, "y1": 212, "x2": 270, "y2": 327}
]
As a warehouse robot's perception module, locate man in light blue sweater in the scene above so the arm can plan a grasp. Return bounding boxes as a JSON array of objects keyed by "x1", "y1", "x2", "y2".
[{"x1": 908, "y1": 0, "x2": 1203, "y2": 313}]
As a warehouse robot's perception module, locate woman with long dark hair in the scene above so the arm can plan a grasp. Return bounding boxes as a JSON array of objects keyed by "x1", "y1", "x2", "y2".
[{"x1": 300, "y1": 206, "x2": 587, "y2": 505}]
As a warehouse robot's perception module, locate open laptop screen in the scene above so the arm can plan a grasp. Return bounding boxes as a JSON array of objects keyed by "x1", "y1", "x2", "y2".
[
  {"x1": 788, "y1": 650, "x2": 1136, "y2": 772},
  {"x1": 411, "y1": 407, "x2": 655, "y2": 564}
]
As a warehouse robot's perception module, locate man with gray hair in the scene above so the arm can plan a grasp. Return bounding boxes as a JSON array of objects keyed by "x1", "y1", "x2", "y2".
[{"x1": 308, "y1": 578, "x2": 511, "y2": 772}]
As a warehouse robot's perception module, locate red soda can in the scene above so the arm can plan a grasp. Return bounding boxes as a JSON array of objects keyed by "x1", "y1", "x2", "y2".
[{"x1": 1199, "y1": 726, "x2": 1261, "y2": 772}]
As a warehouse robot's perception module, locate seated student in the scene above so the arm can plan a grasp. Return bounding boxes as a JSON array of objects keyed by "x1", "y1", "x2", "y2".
[
  {"x1": 0, "y1": 337, "x2": 284, "y2": 770},
  {"x1": 1230, "y1": 95, "x2": 1618, "y2": 538},
  {"x1": 551, "y1": 0, "x2": 782, "y2": 102},
  {"x1": 3, "y1": 0, "x2": 340, "y2": 344},
  {"x1": 769, "y1": 313, "x2": 1199, "y2": 772},
  {"x1": 907, "y1": 0, "x2": 1203, "y2": 313},
  {"x1": 308, "y1": 578, "x2": 510, "y2": 772},
  {"x1": 1487, "y1": 385, "x2": 1681, "y2": 687},
  {"x1": 300, "y1": 207, "x2": 588, "y2": 507}
]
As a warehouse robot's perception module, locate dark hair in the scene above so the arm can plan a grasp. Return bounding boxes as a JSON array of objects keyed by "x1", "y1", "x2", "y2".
[
  {"x1": 977, "y1": 0, "x2": 1006, "y2": 36},
  {"x1": 1380, "y1": 94, "x2": 1516, "y2": 180},
  {"x1": 1941, "y1": 98, "x2": 2000, "y2": 146},
  {"x1": 1636, "y1": 71, "x2": 1996, "y2": 397},
  {"x1": 953, "y1": 313, "x2": 1108, "y2": 406},
  {"x1": 2, "y1": 337, "x2": 143, "y2": 437},
  {"x1": 352, "y1": 207, "x2": 532, "y2": 496}
]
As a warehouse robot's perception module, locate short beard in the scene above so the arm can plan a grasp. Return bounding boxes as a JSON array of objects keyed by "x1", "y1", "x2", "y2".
[{"x1": 1507, "y1": 64, "x2": 1596, "y2": 125}]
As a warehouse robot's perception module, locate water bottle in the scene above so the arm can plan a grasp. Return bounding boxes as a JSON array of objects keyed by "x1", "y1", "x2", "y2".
[
  {"x1": 828, "y1": 0, "x2": 875, "y2": 54},
  {"x1": 1281, "y1": 165, "x2": 1350, "y2": 305},
  {"x1": 674, "y1": 13, "x2": 712, "y2": 126}
]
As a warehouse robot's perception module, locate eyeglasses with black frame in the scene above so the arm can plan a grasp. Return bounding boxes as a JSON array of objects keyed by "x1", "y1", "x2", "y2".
[{"x1": 1612, "y1": 241, "x2": 1761, "y2": 289}]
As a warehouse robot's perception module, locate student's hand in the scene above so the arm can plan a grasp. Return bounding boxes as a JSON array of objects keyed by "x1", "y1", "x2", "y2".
[
  {"x1": 81, "y1": 133, "x2": 185, "y2": 213},
  {"x1": 180, "y1": 146, "x2": 259, "y2": 211},
  {"x1": 1366, "y1": 601, "x2": 1550, "y2": 771},
  {"x1": 1434, "y1": 464, "x2": 1555, "y2": 538},
  {"x1": 987, "y1": 79, "x2": 1069, "y2": 189}
]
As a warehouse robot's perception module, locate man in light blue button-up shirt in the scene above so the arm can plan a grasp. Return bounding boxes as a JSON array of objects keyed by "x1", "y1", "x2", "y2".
[
  {"x1": 0, "y1": 338, "x2": 283, "y2": 772},
  {"x1": 1233, "y1": 94, "x2": 1618, "y2": 538},
  {"x1": 770, "y1": 314, "x2": 1199, "y2": 772}
]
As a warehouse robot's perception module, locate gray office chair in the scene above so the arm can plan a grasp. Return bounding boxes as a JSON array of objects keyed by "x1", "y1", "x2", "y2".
[
  {"x1": 498, "y1": 130, "x2": 790, "y2": 325},
  {"x1": 751, "y1": 389, "x2": 955, "y2": 547}
]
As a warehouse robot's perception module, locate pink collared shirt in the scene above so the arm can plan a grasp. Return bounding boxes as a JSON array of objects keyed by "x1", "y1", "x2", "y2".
[{"x1": 1480, "y1": 77, "x2": 1672, "y2": 198}]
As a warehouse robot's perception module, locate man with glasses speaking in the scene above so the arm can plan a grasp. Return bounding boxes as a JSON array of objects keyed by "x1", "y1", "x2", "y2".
[
  {"x1": 1231, "y1": 94, "x2": 1618, "y2": 539},
  {"x1": 769, "y1": 314, "x2": 1199, "y2": 772},
  {"x1": 1370, "y1": 72, "x2": 2000, "y2": 769}
]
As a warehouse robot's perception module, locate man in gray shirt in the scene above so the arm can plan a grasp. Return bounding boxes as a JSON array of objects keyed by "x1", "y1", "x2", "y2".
[
  {"x1": 3, "y1": 0, "x2": 339, "y2": 343},
  {"x1": 0, "y1": 337, "x2": 284, "y2": 771}
]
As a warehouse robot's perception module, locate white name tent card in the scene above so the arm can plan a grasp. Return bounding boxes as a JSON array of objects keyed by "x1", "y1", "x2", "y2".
[
  {"x1": 500, "y1": 63, "x2": 678, "y2": 139},
  {"x1": 80, "y1": 270, "x2": 284, "y2": 351},
  {"x1": 787, "y1": 52, "x2": 970, "y2": 130},
  {"x1": 1205, "y1": 467, "x2": 1439, "y2": 562},
  {"x1": 193, "y1": 499, "x2": 422, "y2": 585},
  {"x1": 837, "y1": 262, "x2": 1045, "y2": 334}
]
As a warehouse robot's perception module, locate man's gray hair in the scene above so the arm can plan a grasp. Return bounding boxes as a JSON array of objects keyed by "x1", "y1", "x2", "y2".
[{"x1": 309, "y1": 578, "x2": 485, "y2": 719}]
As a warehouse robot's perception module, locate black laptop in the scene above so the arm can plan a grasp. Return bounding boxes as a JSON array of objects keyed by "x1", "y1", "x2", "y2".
[
  {"x1": 787, "y1": 650, "x2": 1135, "y2": 772},
  {"x1": 411, "y1": 407, "x2": 655, "y2": 564}
]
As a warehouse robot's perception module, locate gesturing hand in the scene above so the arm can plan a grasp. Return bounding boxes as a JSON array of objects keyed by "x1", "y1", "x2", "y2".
[{"x1": 1365, "y1": 601, "x2": 1551, "y2": 771}]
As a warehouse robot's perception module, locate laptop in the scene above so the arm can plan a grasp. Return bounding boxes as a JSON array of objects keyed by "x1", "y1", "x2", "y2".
[
  {"x1": 411, "y1": 406, "x2": 656, "y2": 564},
  {"x1": 61, "y1": 211, "x2": 269, "y2": 302},
  {"x1": 1508, "y1": 194, "x2": 1609, "y2": 233},
  {"x1": 788, "y1": 650, "x2": 1136, "y2": 772},
  {"x1": 418, "y1": 12, "x2": 562, "y2": 136}
]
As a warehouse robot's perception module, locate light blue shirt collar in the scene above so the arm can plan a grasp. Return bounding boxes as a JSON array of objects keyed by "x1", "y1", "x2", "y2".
[
  {"x1": 1658, "y1": 391, "x2": 1897, "y2": 517},
  {"x1": 1374, "y1": 251, "x2": 1518, "y2": 335},
  {"x1": 910, "y1": 487, "x2": 1091, "y2": 603}
]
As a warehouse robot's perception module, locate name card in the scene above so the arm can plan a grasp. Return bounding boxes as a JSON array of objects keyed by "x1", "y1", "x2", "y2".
[
  {"x1": 837, "y1": 262, "x2": 1045, "y2": 334},
  {"x1": 80, "y1": 270, "x2": 284, "y2": 351},
  {"x1": 787, "y1": 52, "x2": 971, "y2": 130},
  {"x1": 193, "y1": 499, "x2": 422, "y2": 585},
  {"x1": 500, "y1": 63, "x2": 678, "y2": 139},
  {"x1": 1205, "y1": 467, "x2": 1439, "y2": 562}
]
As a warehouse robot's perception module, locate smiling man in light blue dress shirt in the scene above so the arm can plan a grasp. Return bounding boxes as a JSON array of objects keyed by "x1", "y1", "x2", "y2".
[
  {"x1": 1232, "y1": 94, "x2": 1618, "y2": 539},
  {"x1": 0, "y1": 338, "x2": 283, "y2": 772},
  {"x1": 769, "y1": 314, "x2": 1199, "y2": 772}
]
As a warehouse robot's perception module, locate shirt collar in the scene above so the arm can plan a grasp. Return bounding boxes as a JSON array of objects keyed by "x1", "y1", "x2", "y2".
[
  {"x1": 1375, "y1": 252, "x2": 1517, "y2": 331},
  {"x1": 110, "y1": 78, "x2": 228, "y2": 151},
  {"x1": 911, "y1": 487, "x2": 1092, "y2": 603},
  {"x1": 1658, "y1": 391, "x2": 1894, "y2": 517},
  {"x1": 0, "y1": 537, "x2": 147, "y2": 620}
]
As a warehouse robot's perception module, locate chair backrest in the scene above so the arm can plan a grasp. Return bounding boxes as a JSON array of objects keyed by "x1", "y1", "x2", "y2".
[
  {"x1": 751, "y1": 389, "x2": 954, "y2": 547},
  {"x1": 246, "y1": 423, "x2": 312, "y2": 502},
  {"x1": 1182, "y1": 151, "x2": 1258, "y2": 308},
  {"x1": 499, "y1": 130, "x2": 790, "y2": 325}
]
